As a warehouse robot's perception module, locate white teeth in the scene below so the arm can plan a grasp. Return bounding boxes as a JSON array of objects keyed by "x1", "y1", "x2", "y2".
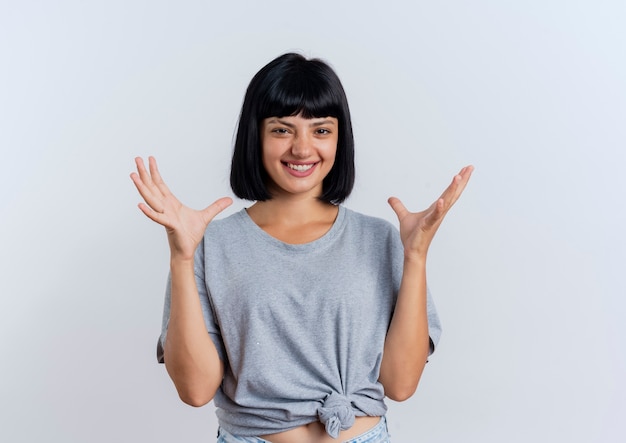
[{"x1": 287, "y1": 163, "x2": 314, "y2": 172}]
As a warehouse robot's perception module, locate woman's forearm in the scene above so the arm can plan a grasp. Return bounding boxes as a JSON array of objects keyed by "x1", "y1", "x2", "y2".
[
  {"x1": 378, "y1": 256, "x2": 430, "y2": 401},
  {"x1": 163, "y1": 258, "x2": 224, "y2": 407}
]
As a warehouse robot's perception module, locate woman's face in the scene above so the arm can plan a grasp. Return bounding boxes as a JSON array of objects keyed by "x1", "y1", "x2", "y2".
[{"x1": 260, "y1": 114, "x2": 338, "y2": 199}]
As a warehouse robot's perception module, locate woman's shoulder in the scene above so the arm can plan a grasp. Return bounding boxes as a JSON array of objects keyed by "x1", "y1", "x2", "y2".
[
  {"x1": 342, "y1": 206, "x2": 398, "y2": 233},
  {"x1": 208, "y1": 207, "x2": 245, "y2": 225},
  {"x1": 203, "y1": 208, "x2": 248, "y2": 238},
  {"x1": 340, "y1": 206, "x2": 403, "y2": 260},
  {"x1": 341, "y1": 207, "x2": 401, "y2": 250}
]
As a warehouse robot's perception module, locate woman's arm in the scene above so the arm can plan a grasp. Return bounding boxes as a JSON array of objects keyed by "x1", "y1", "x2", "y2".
[
  {"x1": 131, "y1": 156, "x2": 232, "y2": 406},
  {"x1": 379, "y1": 166, "x2": 473, "y2": 401},
  {"x1": 164, "y1": 258, "x2": 224, "y2": 406},
  {"x1": 378, "y1": 256, "x2": 430, "y2": 401}
]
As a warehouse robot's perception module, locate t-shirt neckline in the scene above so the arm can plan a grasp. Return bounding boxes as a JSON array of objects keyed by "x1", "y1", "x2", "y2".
[{"x1": 237, "y1": 205, "x2": 347, "y2": 253}]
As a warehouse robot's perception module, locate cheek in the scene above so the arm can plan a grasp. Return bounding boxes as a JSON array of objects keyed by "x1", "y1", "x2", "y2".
[
  {"x1": 325, "y1": 141, "x2": 339, "y2": 163},
  {"x1": 260, "y1": 140, "x2": 279, "y2": 165}
]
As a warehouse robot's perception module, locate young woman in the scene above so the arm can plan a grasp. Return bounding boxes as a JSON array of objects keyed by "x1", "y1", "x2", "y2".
[{"x1": 131, "y1": 53, "x2": 473, "y2": 443}]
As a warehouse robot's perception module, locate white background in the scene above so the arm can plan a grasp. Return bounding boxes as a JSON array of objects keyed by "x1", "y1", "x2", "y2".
[{"x1": 1, "y1": 1, "x2": 624, "y2": 442}]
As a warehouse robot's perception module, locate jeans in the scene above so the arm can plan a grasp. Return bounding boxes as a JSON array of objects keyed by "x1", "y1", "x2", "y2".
[{"x1": 216, "y1": 416, "x2": 390, "y2": 443}]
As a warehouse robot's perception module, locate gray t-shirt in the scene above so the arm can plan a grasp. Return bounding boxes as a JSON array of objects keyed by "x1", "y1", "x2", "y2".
[{"x1": 158, "y1": 206, "x2": 441, "y2": 437}]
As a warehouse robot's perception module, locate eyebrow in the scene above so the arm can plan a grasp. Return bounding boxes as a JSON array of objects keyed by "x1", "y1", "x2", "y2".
[{"x1": 268, "y1": 118, "x2": 337, "y2": 128}]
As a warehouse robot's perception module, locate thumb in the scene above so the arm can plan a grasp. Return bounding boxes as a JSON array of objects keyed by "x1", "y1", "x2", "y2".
[
  {"x1": 201, "y1": 197, "x2": 233, "y2": 223},
  {"x1": 387, "y1": 196, "x2": 409, "y2": 220}
]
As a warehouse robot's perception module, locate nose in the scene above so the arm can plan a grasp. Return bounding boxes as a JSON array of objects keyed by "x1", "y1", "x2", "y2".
[{"x1": 291, "y1": 133, "x2": 312, "y2": 158}]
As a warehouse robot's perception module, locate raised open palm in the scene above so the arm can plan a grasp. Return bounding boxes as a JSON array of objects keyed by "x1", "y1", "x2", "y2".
[
  {"x1": 130, "y1": 156, "x2": 232, "y2": 260},
  {"x1": 388, "y1": 165, "x2": 473, "y2": 260}
]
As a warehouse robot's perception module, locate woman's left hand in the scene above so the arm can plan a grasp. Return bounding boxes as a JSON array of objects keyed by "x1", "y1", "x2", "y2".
[{"x1": 388, "y1": 165, "x2": 474, "y2": 261}]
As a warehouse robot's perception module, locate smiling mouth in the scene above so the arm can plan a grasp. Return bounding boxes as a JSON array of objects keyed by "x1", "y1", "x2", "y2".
[{"x1": 285, "y1": 162, "x2": 317, "y2": 172}]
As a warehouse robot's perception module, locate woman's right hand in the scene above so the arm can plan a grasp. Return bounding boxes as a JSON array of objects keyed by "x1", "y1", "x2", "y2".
[{"x1": 130, "y1": 156, "x2": 232, "y2": 261}]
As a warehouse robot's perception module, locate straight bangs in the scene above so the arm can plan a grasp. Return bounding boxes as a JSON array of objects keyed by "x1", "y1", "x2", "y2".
[{"x1": 258, "y1": 70, "x2": 341, "y2": 120}]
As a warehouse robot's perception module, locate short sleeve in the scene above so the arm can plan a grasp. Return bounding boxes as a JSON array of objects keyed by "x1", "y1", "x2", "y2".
[
  {"x1": 156, "y1": 237, "x2": 227, "y2": 363},
  {"x1": 426, "y1": 286, "x2": 442, "y2": 355}
]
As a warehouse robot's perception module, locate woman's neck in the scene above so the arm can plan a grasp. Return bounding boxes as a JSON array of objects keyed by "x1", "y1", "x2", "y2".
[{"x1": 246, "y1": 196, "x2": 339, "y2": 244}]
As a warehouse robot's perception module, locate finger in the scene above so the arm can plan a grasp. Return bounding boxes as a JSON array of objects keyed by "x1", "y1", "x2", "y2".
[
  {"x1": 424, "y1": 166, "x2": 473, "y2": 227},
  {"x1": 130, "y1": 168, "x2": 166, "y2": 213},
  {"x1": 429, "y1": 198, "x2": 447, "y2": 227},
  {"x1": 387, "y1": 197, "x2": 409, "y2": 220},
  {"x1": 148, "y1": 156, "x2": 173, "y2": 197},
  {"x1": 134, "y1": 157, "x2": 153, "y2": 187},
  {"x1": 136, "y1": 202, "x2": 172, "y2": 227},
  {"x1": 438, "y1": 165, "x2": 474, "y2": 211},
  {"x1": 200, "y1": 197, "x2": 233, "y2": 224},
  {"x1": 131, "y1": 176, "x2": 165, "y2": 213},
  {"x1": 447, "y1": 165, "x2": 473, "y2": 206},
  {"x1": 135, "y1": 156, "x2": 165, "y2": 199},
  {"x1": 452, "y1": 165, "x2": 474, "y2": 197}
]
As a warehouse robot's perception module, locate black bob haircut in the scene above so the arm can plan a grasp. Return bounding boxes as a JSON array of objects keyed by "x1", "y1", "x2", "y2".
[{"x1": 230, "y1": 53, "x2": 355, "y2": 204}]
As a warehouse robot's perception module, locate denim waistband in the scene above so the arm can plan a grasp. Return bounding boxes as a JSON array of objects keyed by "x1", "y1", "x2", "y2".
[{"x1": 217, "y1": 416, "x2": 389, "y2": 443}]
